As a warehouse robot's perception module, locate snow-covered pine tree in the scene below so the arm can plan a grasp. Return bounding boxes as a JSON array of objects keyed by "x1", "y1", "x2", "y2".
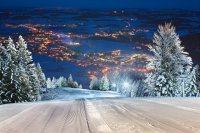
[
  {"x1": 46, "y1": 76, "x2": 68, "y2": 88},
  {"x1": 68, "y1": 74, "x2": 73, "y2": 82},
  {"x1": 145, "y1": 23, "x2": 193, "y2": 97},
  {"x1": 99, "y1": 76, "x2": 109, "y2": 91},
  {"x1": 89, "y1": 76, "x2": 99, "y2": 90},
  {"x1": 46, "y1": 78, "x2": 52, "y2": 88},
  {"x1": 3, "y1": 37, "x2": 20, "y2": 103},
  {"x1": 26, "y1": 63, "x2": 40, "y2": 101},
  {"x1": 51, "y1": 77, "x2": 57, "y2": 88},
  {"x1": 16, "y1": 36, "x2": 40, "y2": 101},
  {"x1": 73, "y1": 81, "x2": 79, "y2": 88},
  {"x1": 55, "y1": 76, "x2": 66, "y2": 88},
  {"x1": 16, "y1": 36, "x2": 33, "y2": 67},
  {"x1": 195, "y1": 65, "x2": 200, "y2": 96},
  {"x1": 79, "y1": 84, "x2": 83, "y2": 89},
  {"x1": 67, "y1": 74, "x2": 74, "y2": 87},
  {"x1": 0, "y1": 44, "x2": 9, "y2": 103},
  {"x1": 0, "y1": 36, "x2": 43, "y2": 103},
  {"x1": 36, "y1": 63, "x2": 46, "y2": 88},
  {"x1": 185, "y1": 65, "x2": 199, "y2": 96},
  {"x1": 17, "y1": 64, "x2": 31, "y2": 102},
  {"x1": 61, "y1": 77, "x2": 67, "y2": 87}
]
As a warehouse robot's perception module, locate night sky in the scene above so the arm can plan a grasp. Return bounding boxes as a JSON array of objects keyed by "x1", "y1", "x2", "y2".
[{"x1": 0, "y1": 0, "x2": 200, "y2": 10}]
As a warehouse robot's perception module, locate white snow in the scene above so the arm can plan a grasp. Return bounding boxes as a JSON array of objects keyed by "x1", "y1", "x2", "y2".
[
  {"x1": 1, "y1": 88, "x2": 200, "y2": 133},
  {"x1": 41, "y1": 87, "x2": 122, "y2": 101}
]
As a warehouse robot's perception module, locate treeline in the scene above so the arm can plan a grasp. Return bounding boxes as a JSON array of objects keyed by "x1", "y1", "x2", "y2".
[
  {"x1": 89, "y1": 76, "x2": 110, "y2": 91},
  {"x1": 89, "y1": 72, "x2": 146, "y2": 97},
  {"x1": 46, "y1": 74, "x2": 82, "y2": 89},
  {"x1": 0, "y1": 36, "x2": 46, "y2": 104}
]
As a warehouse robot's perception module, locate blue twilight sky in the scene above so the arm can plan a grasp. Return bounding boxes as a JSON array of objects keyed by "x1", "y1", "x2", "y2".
[{"x1": 0, "y1": 0, "x2": 199, "y2": 10}]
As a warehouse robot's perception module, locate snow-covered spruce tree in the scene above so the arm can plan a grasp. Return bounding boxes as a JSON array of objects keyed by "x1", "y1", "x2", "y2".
[
  {"x1": 27, "y1": 64, "x2": 40, "y2": 101},
  {"x1": 55, "y1": 77, "x2": 62, "y2": 88},
  {"x1": 99, "y1": 76, "x2": 109, "y2": 91},
  {"x1": 185, "y1": 65, "x2": 199, "y2": 96},
  {"x1": 36, "y1": 63, "x2": 46, "y2": 88},
  {"x1": 67, "y1": 74, "x2": 79, "y2": 88},
  {"x1": 145, "y1": 23, "x2": 194, "y2": 97},
  {"x1": 51, "y1": 77, "x2": 57, "y2": 88},
  {"x1": 79, "y1": 84, "x2": 83, "y2": 89},
  {"x1": 0, "y1": 36, "x2": 44, "y2": 103},
  {"x1": 195, "y1": 65, "x2": 200, "y2": 96},
  {"x1": 46, "y1": 78, "x2": 52, "y2": 88},
  {"x1": 2, "y1": 38, "x2": 19, "y2": 103},
  {"x1": 16, "y1": 36, "x2": 40, "y2": 101},
  {"x1": 89, "y1": 76, "x2": 99, "y2": 90},
  {"x1": 17, "y1": 64, "x2": 31, "y2": 101},
  {"x1": 0, "y1": 44, "x2": 10, "y2": 103},
  {"x1": 0, "y1": 45, "x2": 4, "y2": 104},
  {"x1": 60, "y1": 77, "x2": 67, "y2": 87},
  {"x1": 67, "y1": 74, "x2": 73, "y2": 87},
  {"x1": 55, "y1": 76, "x2": 66, "y2": 88},
  {"x1": 0, "y1": 37, "x2": 29, "y2": 103},
  {"x1": 73, "y1": 81, "x2": 79, "y2": 88}
]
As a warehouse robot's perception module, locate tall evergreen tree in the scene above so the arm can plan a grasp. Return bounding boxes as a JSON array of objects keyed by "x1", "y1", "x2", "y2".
[
  {"x1": 16, "y1": 36, "x2": 40, "y2": 101},
  {"x1": 36, "y1": 63, "x2": 46, "y2": 88},
  {"x1": 195, "y1": 65, "x2": 200, "y2": 95},
  {"x1": 16, "y1": 36, "x2": 32, "y2": 66},
  {"x1": 185, "y1": 65, "x2": 199, "y2": 96},
  {"x1": 0, "y1": 45, "x2": 8, "y2": 103},
  {"x1": 27, "y1": 63, "x2": 40, "y2": 101},
  {"x1": 3, "y1": 38, "x2": 19, "y2": 103},
  {"x1": 17, "y1": 64, "x2": 30, "y2": 102},
  {"x1": 145, "y1": 23, "x2": 194, "y2": 96}
]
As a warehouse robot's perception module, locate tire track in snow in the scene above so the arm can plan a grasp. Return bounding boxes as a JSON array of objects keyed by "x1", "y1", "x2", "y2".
[
  {"x1": 24, "y1": 103, "x2": 57, "y2": 133},
  {"x1": 140, "y1": 99, "x2": 200, "y2": 114},
  {"x1": 85, "y1": 99, "x2": 112, "y2": 133},
  {"x1": 104, "y1": 100, "x2": 161, "y2": 133},
  {"x1": 111, "y1": 99, "x2": 200, "y2": 133},
  {"x1": 0, "y1": 103, "x2": 51, "y2": 133},
  {"x1": 61, "y1": 99, "x2": 90, "y2": 133},
  {"x1": 82, "y1": 99, "x2": 92, "y2": 133},
  {"x1": 40, "y1": 101, "x2": 73, "y2": 133}
]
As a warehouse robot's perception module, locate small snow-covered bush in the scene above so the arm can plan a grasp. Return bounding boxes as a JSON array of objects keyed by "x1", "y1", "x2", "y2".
[{"x1": 89, "y1": 76, "x2": 99, "y2": 90}]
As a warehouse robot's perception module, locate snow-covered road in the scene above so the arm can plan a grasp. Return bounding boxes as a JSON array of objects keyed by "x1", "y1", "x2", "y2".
[{"x1": 0, "y1": 88, "x2": 200, "y2": 133}]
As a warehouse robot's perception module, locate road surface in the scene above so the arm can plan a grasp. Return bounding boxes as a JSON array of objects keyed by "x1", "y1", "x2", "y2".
[{"x1": 0, "y1": 89, "x2": 200, "y2": 133}]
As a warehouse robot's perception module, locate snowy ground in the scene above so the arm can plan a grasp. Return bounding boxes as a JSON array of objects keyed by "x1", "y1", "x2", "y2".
[
  {"x1": 41, "y1": 87, "x2": 122, "y2": 100},
  {"x1": 0, "y1": 88, "x2": 200, "y2": 133}
]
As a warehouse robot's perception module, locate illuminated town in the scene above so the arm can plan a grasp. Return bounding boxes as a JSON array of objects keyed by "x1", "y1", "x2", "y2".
[
  {"x1": 0, "y1": 22, "x2": 152, "y2": 81},
  {"x1": 0, "y1": 8, "x2": 199, "y2": 86}
]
